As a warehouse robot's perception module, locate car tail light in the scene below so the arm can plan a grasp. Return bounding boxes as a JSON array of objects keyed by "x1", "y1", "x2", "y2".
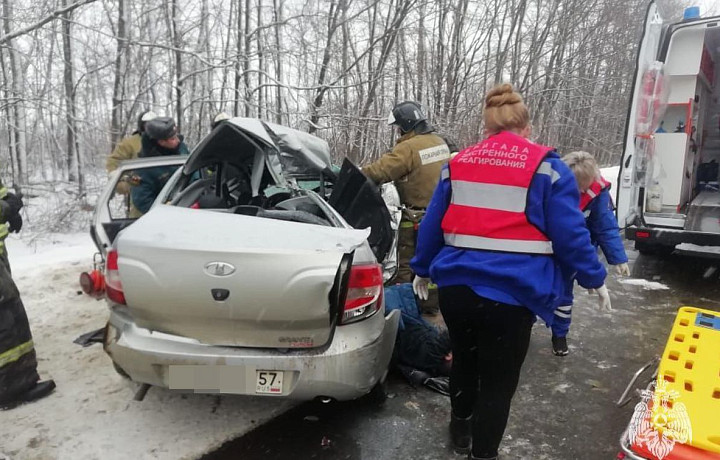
[
  {"x1": 105, "y1": 249, "x2": 126, "y2": 305},
  {"x1": 636, "y1": 231, "x2": 650, "y2": 239},
  {"x1": 341, "y1": 263, "x2": 383, "y2": 325}
]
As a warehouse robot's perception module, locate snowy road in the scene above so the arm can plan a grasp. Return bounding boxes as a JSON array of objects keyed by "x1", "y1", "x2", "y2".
[
  {"x1": 204, "y1": 244, "x2": 720, "y2": 460},
  {"x1": 0, "y1": 234, "x2": 294, "y2": 460}
]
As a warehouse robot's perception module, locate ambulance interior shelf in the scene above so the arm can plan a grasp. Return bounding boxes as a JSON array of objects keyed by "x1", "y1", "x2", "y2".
[{"x1": 657, "y1": 99, "x2": 693, "y2": 135}]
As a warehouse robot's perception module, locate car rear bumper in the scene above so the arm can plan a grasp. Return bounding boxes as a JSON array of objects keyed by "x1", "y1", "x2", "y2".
[
  {"x1": 626, "y1": 225, "x2": 720, "y2": 247},
  {"x1": 104, "y1": 307, "x2": 400, "y2": 401}
]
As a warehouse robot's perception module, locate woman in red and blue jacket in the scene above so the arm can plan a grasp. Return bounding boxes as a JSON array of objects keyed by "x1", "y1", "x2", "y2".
[
  {"x1": 550, "y1": 151, "x2": 629, "y2": 356},
  {"x1": 410, "y1": 84, "x2": 610, "y2": 460}
]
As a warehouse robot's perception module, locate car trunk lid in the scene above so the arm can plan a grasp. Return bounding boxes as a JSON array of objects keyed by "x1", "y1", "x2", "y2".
[{"x1": 114, "y1": 205, "x2": 369, "y2": 348}]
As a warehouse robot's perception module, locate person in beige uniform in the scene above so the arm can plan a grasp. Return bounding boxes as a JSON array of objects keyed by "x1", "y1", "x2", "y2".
[
  {"x1": 106, "y1": 111, "x2": 157, "y2": 217},
  {"x1": 363, "y1": 101, "x2": 450, "y2": 313}
]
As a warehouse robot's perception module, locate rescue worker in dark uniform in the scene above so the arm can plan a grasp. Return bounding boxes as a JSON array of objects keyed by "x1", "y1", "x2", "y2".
[
  {"x1": 0, "y1": 180, "x2": 56, "y2": 410},
  {"x1": 362, "y1": 101, "x2": 450, "y2": 313},
  {"x1": 130, "y1": 116, "x2": 190, "y2": 216}
]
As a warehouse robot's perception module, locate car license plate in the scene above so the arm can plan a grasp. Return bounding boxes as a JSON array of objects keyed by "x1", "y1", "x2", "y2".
[{"x1": 256, "y1": 370, "x2": 283, "y2": 394}]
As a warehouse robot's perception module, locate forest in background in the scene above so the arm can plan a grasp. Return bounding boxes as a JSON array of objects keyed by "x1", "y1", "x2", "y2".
[{"x1": 0, "y1": 0, "x2": 694, "y2": 199}]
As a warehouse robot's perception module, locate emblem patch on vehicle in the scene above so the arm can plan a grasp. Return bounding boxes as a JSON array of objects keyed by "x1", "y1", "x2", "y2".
[{"x1": 204, "y1": 262, "x2": 236, "y2": 277}]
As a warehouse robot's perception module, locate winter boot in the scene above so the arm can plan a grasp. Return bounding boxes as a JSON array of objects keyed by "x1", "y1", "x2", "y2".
[
  {"x1": 469, "y1": 455, "x2": 498, "y2": 460},
  {"x1": 552, "y1": 335, "x2": 569, "y2": 357},
  {"x1": 450, "y1": 413, "x2": 472, "y2": 453},
  {"x1": 0, "y1": 379, "x2": 56, "y2": 410}
]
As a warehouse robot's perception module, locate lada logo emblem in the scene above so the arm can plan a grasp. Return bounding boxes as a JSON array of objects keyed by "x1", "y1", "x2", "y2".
[{"x1": 204, "y1": 262, "x2": 236, "y2": 277}]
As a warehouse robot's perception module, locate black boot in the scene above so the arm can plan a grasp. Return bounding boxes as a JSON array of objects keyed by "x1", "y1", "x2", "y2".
[
  {"x1": 469, "y1": 455, "x2": 498, "y2": 460},
  {"x1": 552, "y1": 335, "x2": 569, "y2": 357},
  {"x1": 450, "y1": 413, "x2": 471, "y2": 453},
  {"x1": 1, "y1": 380, "x2": 56, "y2": 410}
]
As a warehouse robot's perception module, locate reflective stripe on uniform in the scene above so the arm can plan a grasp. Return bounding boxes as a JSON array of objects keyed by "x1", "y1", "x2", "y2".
[
  {"x1": 583, "y1": 209, "x2": 591, "y2": 217},
  {"x1": 556, "y1": 305, "x2": 572, "y2": 312},
  {"x1": 554, "y1": 310, "x2": 572, "y2": 318},
  {"x1": 536, "y1": 162, "x2": 560, "y2": 183},
  {"x1": 450, "y1": 180, "x2": 527, "y2": 213},
  {"x1": 0, "y1": 340, "x2": 34, "y2": 369},
  {"x1": 441, "y1": 168, "x2": 450, "y2": 181},
  {"x1": 444, "y1": 233, "x2": 553, "y2": 254},
  {"x1": 400, "y1": 221, "x2": 415, "y2": 229}
]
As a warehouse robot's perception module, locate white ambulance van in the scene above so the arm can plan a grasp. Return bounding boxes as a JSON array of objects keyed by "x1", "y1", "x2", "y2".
[{"x1": 618, "y1": 3, "x2": 720, "y2": 256}]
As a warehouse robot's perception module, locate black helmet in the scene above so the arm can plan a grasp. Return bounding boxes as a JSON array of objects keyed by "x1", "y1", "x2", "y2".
[
  {"x1": 136, "y1": 110, "x2": 157, "y2": 133},
  {"x1": 145, "y1": 117, "x2": 178, "y2": 141},
  {"x1": 388, "y1": 101, "x2": 426, "y2": 133}
]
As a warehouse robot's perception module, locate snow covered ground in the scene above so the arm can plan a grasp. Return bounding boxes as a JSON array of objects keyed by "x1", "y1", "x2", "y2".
[{"x1": 0, "y1": 233, "x2": 294, "y2": 460}]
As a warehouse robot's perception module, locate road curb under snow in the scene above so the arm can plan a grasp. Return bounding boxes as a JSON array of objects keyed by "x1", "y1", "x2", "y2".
[{"x1": 0, "y1": 235, "x2": 294, "y2": 460}]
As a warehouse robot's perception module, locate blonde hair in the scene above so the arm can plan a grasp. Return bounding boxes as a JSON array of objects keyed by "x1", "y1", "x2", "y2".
[
  {"x1": 562, "y1": 151, "x2": 600, "y2": 188},
  {"x1": 483, "y1": 83, "x2": 530, "y2": 135}
]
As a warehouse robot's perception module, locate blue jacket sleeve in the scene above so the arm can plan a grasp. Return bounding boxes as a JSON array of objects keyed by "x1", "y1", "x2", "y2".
[
  {"x1": 588, "y1": 189, "x2": 628, "y2": 265},
  {"x1": 541, "y1": 159, "x2": 607, "y2": 289},
  {"x1": 410, "y1": 167, "x2": 450, "y2": 278},
  {"x1": 131, "y1": 173, "x2": 158, "y2": 214}
]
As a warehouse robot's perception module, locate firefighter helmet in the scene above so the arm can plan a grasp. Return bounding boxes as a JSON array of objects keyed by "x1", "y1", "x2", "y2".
[{"x1": 387, "y1": 101, "x2": 426, "y2": 133}]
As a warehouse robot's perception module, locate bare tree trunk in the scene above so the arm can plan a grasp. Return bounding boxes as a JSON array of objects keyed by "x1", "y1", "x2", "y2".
[
  {"x1": 416, "y1": 0, "x2": 426, "y2": 103},
  {"x1": 233, "y1": 0, "x2": 243, "y2": 115},
  {"x1": 62, "y1": 0, "x2": 79, "y2": 187},
  {"x1": 257, "y1": 0, "x2": 264, "y2": 120},
  {"x1": 308, "y1": 0, "x2": 341, "y2": 133},
  {"x1": 273, "y1": 0, "x2": 283, "y2": 124},
  {"x1": 2, "y1": 0, "x2": 27, "y2": 188},
  {"x1": 0, "y1": 46, "x2": 17, "y2": 186},
  {"x1": 243, "y1": 0, "x2": 252, "y2": 117},
  {"x1": 110, "y1": 0, "x2": 128, "y2": 150},
  {"x1": 173, "y1": 0, "x2": 183, "y2": 131}
]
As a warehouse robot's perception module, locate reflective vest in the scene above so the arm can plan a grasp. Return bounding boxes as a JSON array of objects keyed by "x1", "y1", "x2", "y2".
[
  {"x1": 579, "y1": 177, "x2": 610, "y2": 216},
  {"x1": 441, "y1": 131, "x2": 554, "y2": 254}
]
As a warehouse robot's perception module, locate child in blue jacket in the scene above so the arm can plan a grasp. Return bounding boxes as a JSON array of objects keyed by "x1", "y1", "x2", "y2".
[{"x1": 551, "y1": 151, "x2": 629, "y2": 356}]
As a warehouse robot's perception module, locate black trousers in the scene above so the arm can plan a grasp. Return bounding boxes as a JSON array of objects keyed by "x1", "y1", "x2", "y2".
[
  {"x1": 0, "y1": 250, "x2": 40, "y2": 404},
  {"x1": 439, "y1": 285, "x2": 534, "y2": 459}
]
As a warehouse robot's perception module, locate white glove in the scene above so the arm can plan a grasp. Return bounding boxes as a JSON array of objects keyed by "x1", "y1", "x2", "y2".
[
  {"x1": 594, "y1": 284, "x2": 612, "y2": 312},
  {"x1": 412, "y1": 275, "x2": 430, "y2": 301},
  {"x1": 614, "y1": 263, "x2": 630, "y2": 276}
]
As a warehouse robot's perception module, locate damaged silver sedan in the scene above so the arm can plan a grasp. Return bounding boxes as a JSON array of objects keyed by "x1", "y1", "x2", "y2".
[{"x1": 92, "y1": 118, "x2": 401, "y2": 401}]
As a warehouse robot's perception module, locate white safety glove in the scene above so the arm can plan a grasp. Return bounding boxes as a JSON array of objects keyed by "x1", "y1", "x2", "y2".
[
  {"x1": 412, "y1": 275, "x2": 430, "y2": 301},
  {"x1": 593, "y1": 284, "x2": 612, "y2": 312},
  {"x1": 614, "y1": 263, "x2": 630, "y2": 276}
]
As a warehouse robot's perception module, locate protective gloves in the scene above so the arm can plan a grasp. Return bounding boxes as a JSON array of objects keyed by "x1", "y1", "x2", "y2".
[
  {"x1": 593, "y1": 284, "x2": 612, "y2": 312},
  {"x1": 412, "y1": 275, "x2": 430, "y2": 301},
  {"x1": 614, "y1": 263, "x2": 630, "y2": 276},
  {"x1": 0, "y1": 192, "x2": 23, "y2": 224},
  {"x1": 8, "y1": 213, "x2": 22, "y2": 233}
]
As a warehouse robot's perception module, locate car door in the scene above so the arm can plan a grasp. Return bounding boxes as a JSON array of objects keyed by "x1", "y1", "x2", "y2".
[
  {"x1": 617, "y1": 0, "x2": 665, "y2": 227},
  {"x1": 92, "y1": 156, "x2": 187, "y2": 255},
  {"x1": 329, "y1": 158, "x2": 394, "y2": 265}
]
